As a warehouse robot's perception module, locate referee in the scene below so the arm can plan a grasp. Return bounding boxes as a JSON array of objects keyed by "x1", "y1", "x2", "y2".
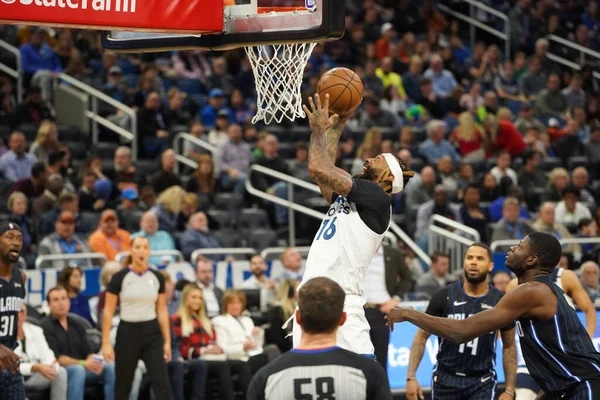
[
  {"x1": 247, "y1": 277, "x2": 392, "y2": 400},
  {"x1": 101, "y1": 236, "x2": 173, "y2": 400}
]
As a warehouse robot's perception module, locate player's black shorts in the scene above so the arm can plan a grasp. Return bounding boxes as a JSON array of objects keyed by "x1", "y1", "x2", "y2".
[
  {"x1": 0, "y1": 371, "x2": 25, "y2": 400},
  {"x1": 432, "y1": 370, "x2": 496, "y2": 400},
  {"x1": 546, "y1": 378, "x2": 600, "y2": 400}
]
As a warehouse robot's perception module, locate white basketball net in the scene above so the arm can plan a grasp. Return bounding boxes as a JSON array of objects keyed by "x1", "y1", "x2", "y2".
[{"x1": 245, "y1": 42, "x2": 317, "y2": 125}]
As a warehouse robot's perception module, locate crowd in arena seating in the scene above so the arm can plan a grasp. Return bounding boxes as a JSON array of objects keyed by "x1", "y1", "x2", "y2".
[{"x1": 1, "y1": 0, "x2": 600, "y2": 398}]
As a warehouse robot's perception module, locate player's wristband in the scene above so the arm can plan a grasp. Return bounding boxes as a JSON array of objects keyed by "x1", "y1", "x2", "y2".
[
  {"x1": 504, "y1": 390, "x2": 515, "y2": 398},
  {"x1": 406, "y1": 377, "x2": 417, "y2": 382}
]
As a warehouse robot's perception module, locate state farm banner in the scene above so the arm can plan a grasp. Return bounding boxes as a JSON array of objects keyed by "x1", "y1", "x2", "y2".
[{"x1": 0, "y1": 0, "x2": 223, "y2": 33}]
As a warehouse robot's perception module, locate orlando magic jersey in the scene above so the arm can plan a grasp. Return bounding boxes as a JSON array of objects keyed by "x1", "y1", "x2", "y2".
[
  {"x1": 426, "y1": 282, "x2": 510, "y2": 375},
  {"x1": 517, "y1": 275, "x2": 600, "y2": 393},
  {"x1": 0, "y1": 265, "x2": 25, "y2": 351}
]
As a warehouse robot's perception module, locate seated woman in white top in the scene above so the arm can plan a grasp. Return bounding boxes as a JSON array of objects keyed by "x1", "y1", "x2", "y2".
[{"x1": 212, "y1": 289, "x2": 280, "y2": 374}]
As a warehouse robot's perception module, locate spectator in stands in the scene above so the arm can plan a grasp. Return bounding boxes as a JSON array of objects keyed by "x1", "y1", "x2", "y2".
[
  {"x1": 423, "y1": 54, "x2": 457, "y2": 98},
  {"x1": 265, "y1": 279, "x2": 298, "y2": 354},
  {"x1": 19, "y1": 28, "x2": 62, "y2": 101},
  {"x1": 159, "y1": 270, "x2": 179, "y2": 316},
  {"x1": 185, "y1": 154, "x2": 216, "y2": 198},
  {"x1": 416, "y1": 185, "x2": 461, "y2": 239},
  {"x1": 139, "y1": 186, "x2": 156, "y2": 211},
  {"x1": 171, "y1": 50, "x2": 212, "y2": 84},
  {"x1": 96, "y1": 261, "x2": 122, "y2": 317},
  {"x1": 39, "y1": 210, "x2": 92, "y2": 269},
  {"x1": 573, "y1": 107, "x2": 590, "y2": 143},
  {"x1": 151, "y1": 149, "x2": 182, "y2": 195},
  {"x1": 519, "y1": 57, "x2": 546, "y2": 100},
  {"x1": 359, "y1": 97, "x2": 401, "y2": 129},
  {"x1": 580, "y1": 261, "x2": 600, "y2": 302},
  {"x1": 240, "y1": 254, "x2": 276, "y2": 312},
  {"x1": 459, "y1": 82, "x2": 484, "y2": 114},
  {"x1": 492, "y1": 271, "x2": 512, "y2": 294},
  {"x1": 116, "y1": 188, "x2": 142, "y2": 221},
  {"x1": 449, "y1": 112, "x2": 486, "y2": 160},
  {"x1": 405, "y1": 166, "x2": 435, "y2": 207},
  {"x1": 46, "y1": 149, "x2": 75, "y2": 193},
  {"x1": 495, "y1": 61, "x2": 522, "y2": 102},
  {"x1": 0, "y1": 131, "x2": 37, "y2": 182},
  {"x1": 229, "y1": 89, "x2": 254, "y2": 125},
  {"x1": 101, "y1": 66, "x2": 130, "y2": 112},
  {"x1": 13, "y1": 86, "x2": 55, "y2": 127},
  {"x1": 78, "y1": 171, "x2": 104, "y2": 213},
  {"x1": 535, "y1": 74, "x2": 569, "y2": 120},
  {"x1": 482, "y1": 115, "x2": 526, "y2": 157},
  {"x1": 532, "y1": 202, "x2": 581, "y2": 255},
  {"x1": 542, "y1": 167, "x2": 570, "y2": 203},
  {"x1": 402, "y1": 55, "x2": 424, "y2": 102},
  {"x1": 131, "y1": 211, "x2": 176, "y2": 266},
  {"x1": 39, "y1": 192, "x2": 84, "y2": 237},
  {"x1": 491, "y1": 151, "x2": 518, "y2": 187},
  {"x1": 57, "y1": 265, "x2": 94, "y2": 326},
  {"x1": 207, "y1": 110, "x2": 232, "y2": 146},
  {"x1": 193, "y1": 255, "x2": 224, "y2": 318},
  {"x1": 517, "y1": 149, "x2": 546, "y2": 197},
  {"x1": 419, "y1": 120, "x2": 460, "y2": 164},
  {"x1": 33, "y1": 173, "x2": 63, "y2": 217},
  {"x1": 460, "y1": 184, "x2": 490, "y2": 242},
  {"x1": 553, "y1": 119, "x2": 586, "y2": 162},
  {"x1": 578, "y1": 219, "x2": 598, "y2": 257},
  {"x1": 479, "y1": 172, "x2": 502, "y2": 203},
  {"x1": 88, "y1": 209, "x2": 132, "y2": 262},
  {"x1": 137, "y1": 91, "x2": 169, "y2": 159},
  {"x1": 477, "y1": 91, "x2": 499, "y2": 122},
  {"x1": 15, "y1": 304, "x2": 68, "y2": 400},
  {"x1": 376, "y1": 56, "x2": 407, "y2": 100},
  {"x1": 208, "y1": 57, "x2": 235, "y2": 96},
  {"x1": 177, "y1": 193, "x2": 199, "y2": 231},
  {"x1": 29, "y1": 120, "x2": 59, "y2": 164},
  {"x1": 490, "y1": 197, "x2": 535, "y2": 252},
  {"x1": 113, "y1": 146, "x2": 143, "y2": 192},
  {"x1": 212, "y1": 290, "x2": 274, "y2": 374},
  {"x1": 180, "y1": 211, "x2": 223, "y2": 261},
  {"x1": 416, "y1": 77, "x2": 445, "y2": 119},
  {"x1": 563, "y1": 74, "x2": 587, "y2": 109},
  {"x1": 455, "y1": 162, "x2": 474, "y2": 195},
  {"x1": 514, "y1": 102, "x2": 547, "y2": 135},
  {"x1": 437, "y1": 156, "x2": 458, "y2": 198},
  {"x1": 571, "y1": 167, "x2": 597, "y2": 212},
  {"x1": 7, "y1": 191, "x2": 34, "y2": 253},
  {"x1": 164, "y1": 88, "x2": 191, "y2": 129},
  {"x1": 415, "y1": 252, "x2": 451, "y2": 298},
  {"x1": 275, "y1": 248, "x2": 304, "y2": 283},
  {"x1": 586, "y1": 121, "x2": 600, "y2": 162},
  {"x1": 42, "y1": 286, "x2": 116, "y2": 400},
  {"x1": 150, "y1": 185, "x2": 187, "y2": 234},
  {"x1": 555, "y1": 186, "x2": 593, "y2": 226},
  {"x1": 172, "y1": 285, "x2": 251, "y2": 399},
  {"x1": 201, "y1": 89, "x2": 232, "y2": 128},
  {"x1": 288, "y1": 142, "x2": 310, "y2": 182}
]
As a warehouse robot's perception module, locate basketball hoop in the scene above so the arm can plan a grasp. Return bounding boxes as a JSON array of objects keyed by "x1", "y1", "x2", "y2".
[{"x1": 245, "y1": 42, "x2": 316, "y2": 125}]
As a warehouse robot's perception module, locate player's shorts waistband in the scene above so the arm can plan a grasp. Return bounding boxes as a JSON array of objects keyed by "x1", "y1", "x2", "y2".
[{"x1": 436, "y1": 366, "x2": 494, "y2": 379}]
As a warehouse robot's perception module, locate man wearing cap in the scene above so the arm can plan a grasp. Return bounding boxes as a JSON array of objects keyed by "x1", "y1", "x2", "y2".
[
  {"x1": 38, "y1": 211, "x2": 92, "y2": 269},
  {"x1": 200, "y1": 88, "x2": 233, "y2": 128},
  {"x1": 291, "y1": 94, "x2": 414, "y2": 357},
  {"x1": 88, "y1": 210, "x2": 132, "y2": 262},
  {"x1": 117, "y1": 188, "x2": 142, "y2": 216}
]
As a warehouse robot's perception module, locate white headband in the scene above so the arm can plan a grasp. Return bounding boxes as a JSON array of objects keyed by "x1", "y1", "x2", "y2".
[{"x1": 382, "y1": 153, "x2": 404, "y2": 194}]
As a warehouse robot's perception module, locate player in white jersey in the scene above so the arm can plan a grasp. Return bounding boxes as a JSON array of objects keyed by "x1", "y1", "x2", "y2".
[
  {"x1": 289, "y1": 94, "x2": 414, "y2": 356},
  {"x1": 507, "y1": 266, "x2": 597, "y2": 400}
]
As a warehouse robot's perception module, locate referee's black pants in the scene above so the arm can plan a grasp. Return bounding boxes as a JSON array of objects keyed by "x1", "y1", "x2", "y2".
[
  {"x1": 115, "y1": 319, "x2": 173, "y2": 400},
  {"x1": 364, "y1": 306, "x2": 389, "y2": 372}
]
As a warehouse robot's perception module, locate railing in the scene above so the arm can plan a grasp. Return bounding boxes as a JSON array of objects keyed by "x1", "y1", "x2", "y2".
[
  {"x1": 246, "y1": 164, "x2": 430, "y2": 264},
  {"x1": 35, "y1": 253, "x2": 108, "y2": 269},
  {"x1": 491, "y1": 237, "x2": 600, "y2": 252},
  {"x1": 191, "y1": 248, "x2": 257, "y2": 264},
  {"x1": 172, "y1": 132, "x2": 216, "y2": 174},
  {"x1": 546, "y1": 34, "x2": 600, "y2": 80},
  {"x1": 438, "y1": 0, "x2": 510, "y2": 57},
  {"x1": 54, "y1": 73, "x2": 138, "y2": 159},
  {"x1": 115, "y1": 250, "x2": 185, "y2": 264},
  {"x1": 0, "y1": 38, "x2": 23, "y2": 102},
  {"x1": 427, "y1": 214, "x2": 481, "y2": 274},
  {"x1": 261, "y1": 246, "x2": 311, "y2": 260}
]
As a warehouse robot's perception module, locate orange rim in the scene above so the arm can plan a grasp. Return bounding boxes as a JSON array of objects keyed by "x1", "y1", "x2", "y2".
[{"x1": 257, "y1": 6, "x2": 308, "y2": 13}]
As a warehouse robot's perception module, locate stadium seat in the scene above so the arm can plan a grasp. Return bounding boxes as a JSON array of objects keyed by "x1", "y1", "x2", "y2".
[
  {"x1": 485, "y1": 158, "x2": 496, "y2": 171},
  {"x1": 58, "y1": 125, "x2": 81, "y2": 141},
  {"x1": 462, "y1": 159, "x2": 486, "y2": 174},
  {"x1": 0, "y1": 125, "x2": 10, "y2": 140},
  {"x1": 136, "y1": 159, "x2": 157, "y2": 177},
  {"x1": 278, "y1": 142, "x2": 295, "y2": 159},
  {"x1": 246, "y1": 228, "x2": 278, "y2": 251},
  {"x1": 189, "y1": 94, "x2": 207, "y2": 109},
  {"x1": 412, "y1": 127, "x2": 427, "y2": 143},
  {"x1": 80, "y1": 211, "x2": 102, "y2": 232},
  {"x1": 88, "y1": 58, "x2": 103, "y2": 75},
  {"x1": 17, "y1": 124, "x2": 38, "y2": 142},
  {"x1": 214, "y1": 193, "x2": 243, "y2": 212},
  {"x1": 238, "y1": 208, "x2": 270, "y2": 230},
  {"x1": 379, "y1": 127, "x2": 397, "y2": 141},
  {"x1": 116, "y1": 60, "x2": 137, "y2": 75},
  {"x1": 207, "y1": 209, "x2": 234, "y2": 229},
  {"x1": 213, "y1": 229, "x2": 242, "y2": 248},
  {"x1": 410, "y1": 158, "x2": 425, "y2": 173},
  {"x1": 291, "y1": 126, "x2": 311, "y2": 142},
  {"x1": 196, "y1": 193, "x2": 211, "y2": 211},
  {"x1": 505, "y1": 100, "x2": 523, "y2": 115},
  {"x1": 177, "y1": 79, "x2": 203, "y2": 95},
  {"x1": 540, "y1": 157, "x2": 562, "y2": 172},
  {"x1": 64, "y1": 141, "x2": 88, "y2": 160},
  {"x1": 512, "y1": 157, "x2": 524, "y2": 171},
  {"x1": 121, "y1": 210, "x2": 143, "y2": 232},
  {"x1": 124, "y1": 73, "x2": 140, "y2": 88},
  {"x1": 567, "y1": 156, "x2": 589, "y2": 171},
  {"x1": 0, "y1": 180, "x2": 13, "y2": 197},
  {"x1": 94, "y1": 142, "x2": 119, "y2": 159}
]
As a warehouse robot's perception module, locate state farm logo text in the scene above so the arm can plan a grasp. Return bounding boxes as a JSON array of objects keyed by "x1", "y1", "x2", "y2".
[{"x1": 1, "y1": 0, "x2": 136, "y2": 12}]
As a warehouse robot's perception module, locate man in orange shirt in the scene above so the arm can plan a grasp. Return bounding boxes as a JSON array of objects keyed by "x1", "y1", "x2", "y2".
[{"x1": 88, "y1": 210, "x2": 131, "y2": 262}]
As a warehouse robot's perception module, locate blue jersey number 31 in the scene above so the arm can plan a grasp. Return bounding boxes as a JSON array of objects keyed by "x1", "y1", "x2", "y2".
[{"x1": 316, "y1": 217, "x2": 337, "y2": 241}]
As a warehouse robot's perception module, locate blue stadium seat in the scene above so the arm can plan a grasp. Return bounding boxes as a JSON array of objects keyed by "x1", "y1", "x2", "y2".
[
  {"x1": 505, "y1": 100, "x2": 523, "y2": 116},
  {"x1": 124, "y1": 74, "x2": 140, "y2": 88},
  {"x1": 88, "y1": 58, "x2": 104, "y2": 75},
  {"x1": 238, "y1": 208, "x2": 270, "y2": 230},
  {"x1": 58, "y1": 125, "x2": 81, "y2": 141},
  {"x1": 116, "y1": 60, "x2": 137, "y2": 75},
  {"x1": 63, "y1": 141, "x2": 87, "y2": 160},
  {"x1": 246, "y1": 228, "x2": 278, "y2": 251},
  {"x1": 177, "y1": 79, "x2": 203, "y2": 95},
  {"x1": 17, "y1": 124, "x2": 38, "y2": 142}
]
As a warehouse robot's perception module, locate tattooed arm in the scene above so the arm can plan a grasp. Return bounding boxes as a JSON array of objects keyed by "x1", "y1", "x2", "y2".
[
  {"x1": 500, "y1": 327, "x2": 517, "y2": 399},
  {"x1": 304, "y1": 94, "x2": 353, "y2": 203}
]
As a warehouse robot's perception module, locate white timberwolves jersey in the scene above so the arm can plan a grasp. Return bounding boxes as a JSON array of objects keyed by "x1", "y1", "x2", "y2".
[{"x1": 301, "y1": 193, "x2": 389, "y2": 296}]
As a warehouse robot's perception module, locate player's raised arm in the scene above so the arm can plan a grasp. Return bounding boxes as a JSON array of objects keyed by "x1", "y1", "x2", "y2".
[
  {"x1": 304, "y1": 94, "x2": 353, "y2": 203},
  {"x1": 386, "y1": 283, "x2": 548, "y2": 344},
  {"x1": 561, "y1": 268, "x2": 597, "y2": 338}
]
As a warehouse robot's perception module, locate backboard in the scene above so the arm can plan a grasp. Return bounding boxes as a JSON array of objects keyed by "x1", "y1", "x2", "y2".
[{"x1": 101, "y1": 0, "x2": 345, "y2": 52}]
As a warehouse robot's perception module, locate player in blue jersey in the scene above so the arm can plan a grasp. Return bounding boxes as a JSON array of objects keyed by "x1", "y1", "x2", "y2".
[
  {"x1": 0, "y1": 222, "x2": 26, "y2": 399},
  {"x1": 387, "y1": 232, "x2": 600, "y2": 398},
  {"x1": 405, "y1": 243, "x2": 516, "y2": 400}
]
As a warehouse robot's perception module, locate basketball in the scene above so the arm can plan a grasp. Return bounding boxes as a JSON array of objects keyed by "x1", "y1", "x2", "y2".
[{"x1": 316, "y1": 67, "x2": 364, "y2": 116}]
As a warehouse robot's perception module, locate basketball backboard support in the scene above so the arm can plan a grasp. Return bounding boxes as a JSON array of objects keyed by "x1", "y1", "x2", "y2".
[{"x1": 101, "y1": 0, "x2": 344, "y2": 52}]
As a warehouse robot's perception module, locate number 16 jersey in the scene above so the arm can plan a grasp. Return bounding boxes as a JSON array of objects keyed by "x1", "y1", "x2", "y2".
[{"x1": 301, "y1": 178, "x2": 391, "y2": 296}]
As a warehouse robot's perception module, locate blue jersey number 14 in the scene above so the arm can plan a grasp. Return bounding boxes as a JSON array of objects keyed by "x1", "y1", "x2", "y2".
[{"x1": 316, "y1": 217, "x2": 337, "y2": 241}]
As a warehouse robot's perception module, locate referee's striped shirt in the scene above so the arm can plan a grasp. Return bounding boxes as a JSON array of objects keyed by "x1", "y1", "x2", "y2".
[{"x1": 247, "y1": 346, "x2": 392, "y2": 400}]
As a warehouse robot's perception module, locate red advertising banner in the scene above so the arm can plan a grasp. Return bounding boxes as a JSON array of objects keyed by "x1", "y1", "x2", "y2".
[{"x1": 0, "y1": 0, "x2": 224, "y2": 33}]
